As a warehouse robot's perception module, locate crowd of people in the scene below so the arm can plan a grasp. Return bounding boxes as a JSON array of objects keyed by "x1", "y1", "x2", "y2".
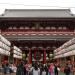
[
  {"x1": 16, "y1": 62, "x2": 59, "y2": 75},
  {"x1": 0, "y1": 62, "x2": 17, "y2": 74},
  {"x1": 0, "y1": 60, "x2": 74, "y2": 75},
  {"x1": 16, "y1": 61, "x2": 73, "y2": 75}
]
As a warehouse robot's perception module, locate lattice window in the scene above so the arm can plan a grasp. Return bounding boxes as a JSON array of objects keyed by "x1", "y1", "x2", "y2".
[
  {"x1": 31, "y1": 27, "x2": 35, "y2": 30},
  {"x1": 45, "y1": 27, "x2": 50, "y2": 30},
  {"x1": 63, "y1": 27, "x2": 67, "y2": 30},
  {"x1": 8, "y1": 27, "x2": 13, "y2": 29},
  {"x1": 25, "y1": 27, "x2": 30, "y2": 29},
  {"x1": 20, "y1": 27, "x2": 24, "y2": 29},
  {"x1": 58, "y1": 27, "x2": 63, "y2": 30},
  {"x1": 13, "y1": 27, "x2": 17, "y2": 29},
  {"x1": 39, "y1": 27, "x2": 44, "y2": 30},
  {"x1": 51, "y1": 27, "x2": 56, "y2": 30}
]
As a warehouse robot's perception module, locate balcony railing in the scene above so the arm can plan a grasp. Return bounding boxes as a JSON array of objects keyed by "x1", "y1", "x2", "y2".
[{"x1": 1, "y1": 29, "x2": 75, "y2": 36}]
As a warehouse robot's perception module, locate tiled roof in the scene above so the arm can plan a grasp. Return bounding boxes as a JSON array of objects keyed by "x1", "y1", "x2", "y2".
[{"x1": 0, "y1": 9, "x2": 75, "y2": 18}]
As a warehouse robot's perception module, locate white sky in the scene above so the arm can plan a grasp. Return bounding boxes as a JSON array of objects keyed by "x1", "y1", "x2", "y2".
[{"x1": 0, "y1": 0, "x2": 75, "y2": 14}]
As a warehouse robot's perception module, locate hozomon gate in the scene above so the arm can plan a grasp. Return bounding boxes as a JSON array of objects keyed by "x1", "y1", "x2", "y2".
[{"x1": 0, "y1": 9, "x2": 75, "y2": 64}]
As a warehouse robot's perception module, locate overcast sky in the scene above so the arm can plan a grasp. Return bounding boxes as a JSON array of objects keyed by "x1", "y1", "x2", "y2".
[{"x1": 0, "y1": 0, "x2": 75, "y2": 14}]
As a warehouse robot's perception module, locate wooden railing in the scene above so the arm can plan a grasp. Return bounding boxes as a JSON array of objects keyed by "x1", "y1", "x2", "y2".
[
  {"x1": 3, "y1": 29, "x2": 73, "y2": 32},
  {"x1": 1, "y1": 29, "x2": 75, "y2": 36}
]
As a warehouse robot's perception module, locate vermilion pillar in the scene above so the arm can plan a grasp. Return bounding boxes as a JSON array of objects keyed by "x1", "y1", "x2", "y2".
[
  {"x1": 43, "y1": 48, "x2": 46, "y2": 64},
  {"x1": 29, "y1": 48, "x2": 32, "y2": 64}
]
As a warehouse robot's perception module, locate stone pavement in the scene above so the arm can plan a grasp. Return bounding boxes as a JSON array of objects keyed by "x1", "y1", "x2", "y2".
[
  {"x1": 59, "y1": 72, "x2": 64, "y2": 75},
  {"x1": 0, "y1": 72, "x2": 74, "y2": 75},
  {"x1": 0, "y1": 73, "x2": 16, "y2": 75},
  {"x1": 59, "y1": 72, "x2": 74, "y2": 75}
]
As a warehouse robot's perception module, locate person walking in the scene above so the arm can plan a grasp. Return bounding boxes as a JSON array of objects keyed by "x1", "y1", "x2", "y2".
[
  {"x1": 48, "y1": 63, "x2": 54, "y2": 75},
  {"x1": 45, "y1": 65, "x2": 48, "y2": 75},
  {"x1": 64, "y1": 64, "x2": 71, "y2": 75},
  {"x1": 54, "y1": 64, "x2": 59, "y2": 75},
  {"x1": 41, "y1": 65, "x2": 46, "y2": 75},
  {"x1": 4, "y1": 63, "x2": 11, "y2": 75},
  {"x1": 16, "y1": 62, "x2": 25, "y2": 75},
  {"x1": 32, "y1": 65, "x2": 40, "y2": 75}
]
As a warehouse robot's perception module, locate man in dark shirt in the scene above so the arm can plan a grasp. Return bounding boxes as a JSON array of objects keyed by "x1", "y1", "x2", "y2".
[{"x1": 64, "y1": 64, "x2": 71, "y2": 75}]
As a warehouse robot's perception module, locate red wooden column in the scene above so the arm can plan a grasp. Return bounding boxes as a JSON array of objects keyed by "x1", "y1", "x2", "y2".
[
  {"x1": 43, "y1": 48, "x2": 46, "y2": 64},
  {"x1": 29, "y1": 48, "x2": 32, "y2": 64}
]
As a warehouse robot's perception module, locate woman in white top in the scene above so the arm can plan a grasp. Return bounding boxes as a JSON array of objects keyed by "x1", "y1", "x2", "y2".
[
  {"x1": 33, "y1": 65, "x2": 40, "y2": 75},
  {"x1": 41, "y1": 65, "x2": 46, "y2": 75}
]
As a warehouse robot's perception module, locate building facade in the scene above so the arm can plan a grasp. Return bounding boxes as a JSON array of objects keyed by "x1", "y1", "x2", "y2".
[{"x1": 0, "y1": 9, "x2": 75, "y2": 64}]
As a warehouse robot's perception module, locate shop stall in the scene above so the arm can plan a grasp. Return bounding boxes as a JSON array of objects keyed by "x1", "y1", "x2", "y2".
[
  {"x1": 0, "y1": 35, "x2": 11, "y2": 66},
  {"x1": 13, "y1": 46, "x2": 22, "y2": 65}
]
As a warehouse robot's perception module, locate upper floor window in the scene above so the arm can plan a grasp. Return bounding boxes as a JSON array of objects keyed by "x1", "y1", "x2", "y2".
[
  {"x1": 39, "y1": 27, "x2": 44, "y2": 30},
  {"x1": 13, "y1": 27, "x2": 17, "y2": 29},
  {"x1": 25, "y1": 27, "x2": 30, "y2": 29},
  {"x1": 45, "y1": 27, "x2": 50, "y2": 30},
  {"x1": 19, "y1": 27, "x2": 24, "y2": 29},
  {"x1": 63, "y1": 27, "x2": 67, "y2": 30},
  {"x1": 51, "y1": 27, "x2": 56, "y2": 30},
  {"x1": 58, "y1": 27, "x2": 63, "y2": 30},
  {"x1": 8, "y1": 27, "x2": 13, "y2": 29},
  {"x1": 31, "y1": 27, "x2": 36, "y2": 30},
  {"x1": 35, "y1": 23, "x2": 39, "y2": 29}
]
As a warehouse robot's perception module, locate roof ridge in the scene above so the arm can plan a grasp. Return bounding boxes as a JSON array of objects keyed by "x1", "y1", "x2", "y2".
[{"x1": 5, "y1": 9, "x2": 70, "y2": 11}]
